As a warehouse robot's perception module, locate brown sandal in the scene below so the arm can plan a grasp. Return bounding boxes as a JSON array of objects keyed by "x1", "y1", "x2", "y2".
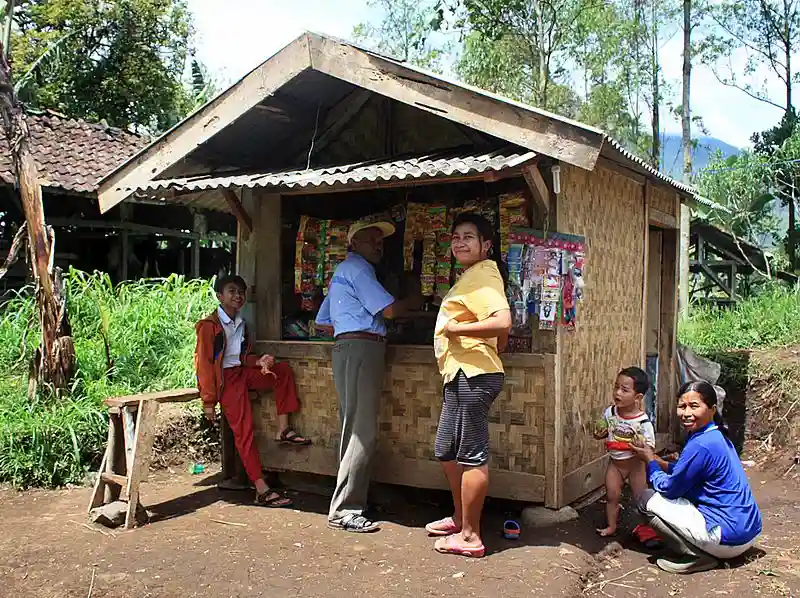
[
  {"x1": 255, "y1": 490, "x2": 293, "y2": 508},
  {"x1": 279, "y1": 428, "x2": 311, "y2": 446}
]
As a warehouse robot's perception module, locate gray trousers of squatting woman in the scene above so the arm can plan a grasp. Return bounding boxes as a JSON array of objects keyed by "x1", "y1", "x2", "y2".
[{"x1": 328, "y1": 339, "x2": 386, "y2": 521}]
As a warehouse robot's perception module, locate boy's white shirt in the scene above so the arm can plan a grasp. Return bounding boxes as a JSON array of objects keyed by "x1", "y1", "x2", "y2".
[
  {"x1": 603, "y1": 405, "x2": 656, "y2": 461},
  {"x1": 217, "y1": 306, "x2": 244, "y2": 369}
]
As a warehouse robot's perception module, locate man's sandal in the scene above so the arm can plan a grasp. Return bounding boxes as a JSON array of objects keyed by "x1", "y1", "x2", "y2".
[
  {"x1": 278, "y1": 428, "x2": 312, "y2": 446},
  {"x1": 328, "y1": 515, "x2": 380, "y2": 533},
  {"x1": 255, "y1": 490, "x2": 293, "y2": 508}
]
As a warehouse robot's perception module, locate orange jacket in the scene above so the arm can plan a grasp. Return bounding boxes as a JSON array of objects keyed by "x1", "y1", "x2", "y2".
[{"x1": 194, "y1": 310, "x2": 259, "y2": 407}]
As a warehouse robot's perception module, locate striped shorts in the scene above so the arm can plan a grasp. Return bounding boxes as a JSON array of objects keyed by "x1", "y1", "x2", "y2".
[{"x1": 434, "y1": 370, "x2": 504, "y2": 467}]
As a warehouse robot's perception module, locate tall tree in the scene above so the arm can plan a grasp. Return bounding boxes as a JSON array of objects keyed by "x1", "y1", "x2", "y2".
[
  {"x1": 352, "y1": 0, "x2": 448, "y2": 71},
  {"x1": 758, "y1": 113, "x2": 800, "y2": 269},
  {"x1": 11, "y1": 0, "x2": 194, "y2": 132},
  {"x1": 704, "y1": 0, "x2": 800, "y2": 114},
  {"x1": 679, "y1": 0, "x2": 693, "y2": 317}
]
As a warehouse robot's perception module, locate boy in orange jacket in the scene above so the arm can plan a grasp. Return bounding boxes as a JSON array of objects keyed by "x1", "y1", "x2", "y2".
[{"x1": 195, "y1": 274, "x2": 310, "y2": 507}]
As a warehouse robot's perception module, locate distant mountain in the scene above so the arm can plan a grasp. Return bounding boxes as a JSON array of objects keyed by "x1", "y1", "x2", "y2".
[{"x1": 659, "y1": 134, "x2": 740, "y2": 179}]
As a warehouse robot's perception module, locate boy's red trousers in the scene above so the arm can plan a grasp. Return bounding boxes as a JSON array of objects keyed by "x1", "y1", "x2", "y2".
[{"x1": 219, "y1": 362, "x2": 299, "y2": 483}]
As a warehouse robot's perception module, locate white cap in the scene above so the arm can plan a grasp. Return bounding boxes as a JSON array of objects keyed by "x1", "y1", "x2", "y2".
[{"x1": 347, "y1": 220, "x2": 396, "y2": 244}]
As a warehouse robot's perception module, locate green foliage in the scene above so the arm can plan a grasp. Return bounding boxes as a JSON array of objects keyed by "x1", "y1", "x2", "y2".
[
  {"x1": 679, "y1": 285, "x2": 800, "y2": 353},
  {"x1": 0, "y1": 270, "x2": 217, "y2": 487},
  {"x1": 11, "y1": 0, "x2": 196, "y2": 132},
  {"x1": 352, "y1": 0, "x2": 449, "y2": 72},
  {"x1": 695, "y1": 150, "x2": 778, "y2": 245}
]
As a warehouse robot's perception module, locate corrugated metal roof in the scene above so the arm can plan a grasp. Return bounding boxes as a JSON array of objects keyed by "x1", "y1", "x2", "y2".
[
  {"x1": 600, "y1": 135, "x2": 727, "y2": 211},
  {"x1": 130, "y1": 147, "x2": 536, "y2": 196}
]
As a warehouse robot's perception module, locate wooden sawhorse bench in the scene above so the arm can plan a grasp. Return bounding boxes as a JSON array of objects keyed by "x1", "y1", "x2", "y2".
[{"x1": 88, "y1": 388, "x2": 200, "y2": 529}]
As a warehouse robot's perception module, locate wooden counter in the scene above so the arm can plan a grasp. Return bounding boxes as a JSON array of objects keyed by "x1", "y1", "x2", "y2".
[{"x1": 250, "y1": 340, "x2": 555, "y2": 503}]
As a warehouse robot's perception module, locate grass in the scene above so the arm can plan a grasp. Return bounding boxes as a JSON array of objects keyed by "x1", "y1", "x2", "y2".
[
  {"x1": 679, "y1": 285, "x2": 800, "y2": 453},
  {"x1": 0, "y1": 270, "x2": 217, "y2": 488},
  {"x1": 678, "y1": 285, "x2": 800, "y2": 354}
]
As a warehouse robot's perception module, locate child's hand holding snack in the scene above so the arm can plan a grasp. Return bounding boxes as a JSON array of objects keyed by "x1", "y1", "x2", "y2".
[{"x1": 593, "y1": 417, "x2": 609, "y2": 440}]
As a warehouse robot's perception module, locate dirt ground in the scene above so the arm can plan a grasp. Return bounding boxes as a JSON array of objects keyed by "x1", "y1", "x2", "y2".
[{"x1": 0, "y1": 458, "x2": 798, "y2": 598}]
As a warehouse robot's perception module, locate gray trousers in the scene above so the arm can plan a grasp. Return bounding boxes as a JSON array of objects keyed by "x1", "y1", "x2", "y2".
[{"x1": 328, "y1": 339, "x2": 386, "y2": 521}]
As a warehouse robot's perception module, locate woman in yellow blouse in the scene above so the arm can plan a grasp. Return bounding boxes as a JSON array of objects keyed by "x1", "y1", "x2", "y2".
[{"x1": 426, "y1": 213, "x2": 512, "y2": 558}]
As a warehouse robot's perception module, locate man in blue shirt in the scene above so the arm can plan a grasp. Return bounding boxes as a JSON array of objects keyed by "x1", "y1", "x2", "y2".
[{"x1": 316, "y1": 220, "x2": 419, "y2": 533}]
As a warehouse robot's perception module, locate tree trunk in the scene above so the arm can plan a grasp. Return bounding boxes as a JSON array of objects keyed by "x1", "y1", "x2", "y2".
[
  {"x1": 537, "y1": 0, "x2": 548, "y2": 108},
  {"x1": 650, "y1": 1, "x2": 661, "y2": 168},
  {"x1": 679, "y1": 0, "x2": 692, "y2": 318},
  {"x1": 0, "y1": 39, "x2": 75, "y2": 393},
  {"x1": 790, "y1": 188, "x2": 797, "y2": 271}
]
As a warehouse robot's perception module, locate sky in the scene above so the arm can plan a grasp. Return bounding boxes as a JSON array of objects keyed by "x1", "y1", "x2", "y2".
[{"x1": 189, "y1": 0, "x2": 788, "y2": 150}]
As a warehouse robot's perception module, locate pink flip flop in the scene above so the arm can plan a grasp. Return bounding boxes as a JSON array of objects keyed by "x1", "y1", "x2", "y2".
[
  {"x1": 425, "y1": 516, "x2": 460, "y2": 536},
  {"x1": 434, "y1": 534, "x2": 485, "y2": 558}
]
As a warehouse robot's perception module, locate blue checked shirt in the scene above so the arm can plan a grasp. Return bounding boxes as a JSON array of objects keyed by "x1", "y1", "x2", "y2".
[{"x1": 316, "y1": 252, "x2": 395, "y2": 337}]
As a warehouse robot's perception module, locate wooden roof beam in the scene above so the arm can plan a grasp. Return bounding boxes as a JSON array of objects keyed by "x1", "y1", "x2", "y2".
[
  {"x1": 307, "y1": 34, "x2": 603, "y2": 171},
  {"x1": 222, "y1": 188, "x2": 254, "y2": 239},
  {"x1": 97, "y1": 35, "x2": 314, "y2": 213}
]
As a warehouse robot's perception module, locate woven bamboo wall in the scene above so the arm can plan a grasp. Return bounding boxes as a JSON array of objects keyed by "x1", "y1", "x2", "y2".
[
  {"x1": 250, "y1": 342, "x2": 553, "y2": 501},
  {"x1": 649, "y1": 183, "x2": 677, "y2": 217},
  {"x1": 558, "y1": 165, "x2": 645, "y2": 477}
]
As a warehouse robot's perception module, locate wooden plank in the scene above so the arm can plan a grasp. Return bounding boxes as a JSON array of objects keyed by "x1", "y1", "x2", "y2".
[
  {"x1": 649, "y1": 208, "x2": 678, "y2": 229},
  {"x1": 98, "y1": 36, "x2": 313, "y2": 212},
  {"x1": 122, "y1": 406, "x2": 137, "y2": 475},
  {"x1": 308, "y1": 34, "x2": 603, "y2": 170},
  {"x1": 255, "y1": 192, "x2": 282, "y2": 340},
  {"x1": 237, "y1": 188, "x2": 259, "y2": 333},
  {"x1": 88, "y1": 445, "x2": 109, "y2": 512},
  {"x1": 48, "y1": 217, "x2": 235, "y2": 243},
  {"x1": 289, "y1": 89, "x2": 372, "y2": 165},
  {"x1": 700, "y1": 263, "x2": 733, "y2": 297},
  {"x1": 647, "y1": 229, "x2": 664, "y2": 355},
  {"x1": 100, "y1": 472, "x2": 128, "y2": 486},
  {"x1": 259, "y1": 444, "x2": 546, "y2": 503},
  {"x1": 221, "y1": 189, "x2": 253, "y2": 237},
  {"x1": 561, "y1": 454, "x2": 609, "y2": 506},
  {"x1": 191, "y1": 211, "x2": 206, "y2": 279},
  {"x1": 544, "y1": 342, "x2": 562, "y2": 507},
  {"x1": 640, "y1": 184, "x2": 650, "y2": 366},
  {"x1": 104, "y1": 388, "x2": 199, "y2": 408},
  {"x1": 597, "y1": 157, "x2": 646, "y2": 185},
  {"x1": 546, "y1": 183, "x2": 563, "y2": 508},
  {"x1": 658, "y1": 229, "x2": 679, "y2": 437},
  {"x1": 522, "y1": 164, "x2": 550, "y2": 222},
  {"x1": 255, "y1": 340, "x2": 552, "y2": 369},
  {"x1": 108, "y1": 411, "x2": 125, "y2": 502},
  {"x1": 125, "y1": 399, "x2": 160, "y2": 529}
]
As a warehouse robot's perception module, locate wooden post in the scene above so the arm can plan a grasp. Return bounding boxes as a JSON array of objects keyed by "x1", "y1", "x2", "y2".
[
  {"x1": 237, "y1": 189, "x2": 258, "y2": 333},
  {"x1": 223, "y1": 188, "x2": 258, "y2": 485},
  {"x1": 679, "y1": 202, "x2": 691, "y2": 319},
  {"x1": 191, "y1": 211, "x2": 206, "y2": 279},
  {"x1": 640, "y1": 183, "x2": 651, "y2": 366},
  {"x1": 119, "y1": 203, "x2": 131, "y2": 282},
  {"x1": 543, "y1": 162, "x2": 563, "y2": 508},
  {"x1": 658, "y1": 228, "x2": 680, "y2": 441},
  {"x1": 255, "y1": 192, "x2": 282, "y2": 340}
]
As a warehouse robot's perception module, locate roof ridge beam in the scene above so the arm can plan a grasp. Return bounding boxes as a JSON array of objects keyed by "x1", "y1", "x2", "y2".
[{"x1": 307, "y1": 33, "x2": 603, "y2": 172}]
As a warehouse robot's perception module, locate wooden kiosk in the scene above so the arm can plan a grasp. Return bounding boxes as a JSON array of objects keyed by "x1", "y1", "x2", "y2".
[{"x1": 97, "y1": 33, "x2": 694, "y2": 508}]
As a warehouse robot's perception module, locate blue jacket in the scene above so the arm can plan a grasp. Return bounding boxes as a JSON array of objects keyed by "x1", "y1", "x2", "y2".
[{"x1": 647, "y1": 423, "x2": 762, "y2": 546}]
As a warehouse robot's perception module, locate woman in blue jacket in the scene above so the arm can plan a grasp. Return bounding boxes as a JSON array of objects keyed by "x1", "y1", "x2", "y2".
[{"x1": 630, "y1": 380, "x2": 762, "y2": 575}]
